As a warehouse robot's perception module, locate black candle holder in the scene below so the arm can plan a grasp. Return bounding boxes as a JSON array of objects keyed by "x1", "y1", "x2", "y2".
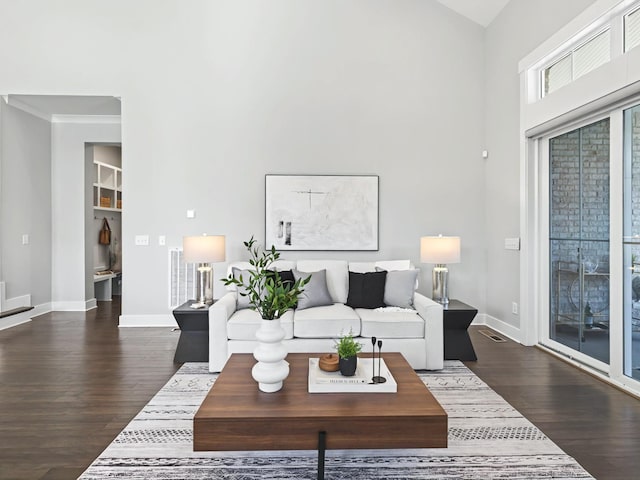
[{"x1": 372, "y1": 338, "x2": 386, "y2": 384}]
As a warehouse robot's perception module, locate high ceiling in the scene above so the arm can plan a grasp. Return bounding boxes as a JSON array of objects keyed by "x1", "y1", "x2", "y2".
[{"x1": 436, "y1": 0, "x2": 510, "y2": 27}]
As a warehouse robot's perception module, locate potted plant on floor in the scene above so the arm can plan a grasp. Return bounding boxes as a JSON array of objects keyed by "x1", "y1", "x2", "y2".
[
  {"x1": 223, "y1": 236, "x2": 309, "y2": 392},
  {"x1": 335, "y1": 331, "x2": 363, "y2": 376}
]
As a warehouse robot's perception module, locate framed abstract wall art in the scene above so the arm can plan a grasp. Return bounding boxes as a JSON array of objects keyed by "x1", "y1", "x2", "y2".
[{"x1": 265, "y1": 175, "x2": 379, "y2": 251}]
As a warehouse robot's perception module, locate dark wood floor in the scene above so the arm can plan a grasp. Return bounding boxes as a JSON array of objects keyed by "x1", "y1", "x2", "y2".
[
  {"x1": 1, "y1": 301, "x2": 639, "y2": 479},
  {"x1": 466, "y1": 328, "x2": 640, "y2": 480},
  {"x1": 0, "y1": 298, "x2": 180, "y2": 479}
]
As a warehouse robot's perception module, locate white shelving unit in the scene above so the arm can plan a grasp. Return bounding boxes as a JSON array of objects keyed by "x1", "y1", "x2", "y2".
[{"x1": 93, "y1": 161, "x2": 122, "y2": 212}]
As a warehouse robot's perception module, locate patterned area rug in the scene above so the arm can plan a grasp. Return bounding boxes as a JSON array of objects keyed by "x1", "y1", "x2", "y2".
[{"x1": 79, "y1": 361, "x2": 593, "y2": 479}]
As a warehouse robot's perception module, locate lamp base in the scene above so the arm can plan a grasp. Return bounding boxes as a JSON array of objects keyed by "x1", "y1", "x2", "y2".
[
  {"x1": 195, "y1": 264, "x2": 214, "y2": 306},
  {"x1": 432, "y1": 265, "x2": 449, "y2": 305}
]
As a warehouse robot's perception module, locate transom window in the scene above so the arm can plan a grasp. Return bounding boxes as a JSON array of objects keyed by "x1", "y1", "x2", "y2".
[
  {"x1": 538, "y1": 0, "x2": 640, "y2": 99},
  {"x1": 542, "y1": 29, "x2": 611, "y2": 97},
  {"x1": 625, "y1": 6, "x2": 640, "y2": 52}
]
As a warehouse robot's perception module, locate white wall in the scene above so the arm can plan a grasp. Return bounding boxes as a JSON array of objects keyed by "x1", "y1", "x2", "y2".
[
  {"x1": 0, "y1": 0, "x2": 487, "y2": 325},
  {"x1": 0, "y1": 101, "x2": 52, "y2": 307},
  {"x1": 484, "y1": 0, "x2": 596, "y2": 336}
]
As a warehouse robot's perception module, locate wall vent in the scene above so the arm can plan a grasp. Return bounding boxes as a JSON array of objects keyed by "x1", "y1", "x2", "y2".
[{"x1": 169, "y1": 248, "x2": 196, "y2": 308}]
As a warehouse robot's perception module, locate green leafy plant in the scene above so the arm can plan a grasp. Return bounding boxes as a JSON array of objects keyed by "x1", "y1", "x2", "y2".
[
  {"x1": 334, "y1": 331, "x2": 363, "y2": 359},
  {"x1": 222, "y1": 236, "x2": 309, "y2": 320}
]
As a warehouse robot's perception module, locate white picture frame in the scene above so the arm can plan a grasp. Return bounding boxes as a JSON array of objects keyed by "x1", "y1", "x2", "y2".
[{"x1": 265, "y1": 175, "x2": 379, "y2": 251}]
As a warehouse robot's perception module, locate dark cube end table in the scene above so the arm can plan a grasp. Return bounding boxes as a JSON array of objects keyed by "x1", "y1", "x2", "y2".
[
  {"x1": 172, "y1": 300, "x2": 209, "y2": 363},
  {"x1": 443, "y1": 299, "x2": 478, "y2": 361}
]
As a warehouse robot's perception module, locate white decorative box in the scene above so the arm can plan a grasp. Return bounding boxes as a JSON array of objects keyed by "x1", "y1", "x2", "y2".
[{"x1": 308, "y1": 357, "x2": 397, "y2": 393}]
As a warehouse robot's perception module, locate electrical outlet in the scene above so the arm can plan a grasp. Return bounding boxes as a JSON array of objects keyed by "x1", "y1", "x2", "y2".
[
  {"x1": 512, "y1": 302, "x2": 518, "y2": 315},
  {"x1": 22, "y1": 234, "x2": 29, "y2": 245},
  {"x1": 158, "y1": 235, "x2": 166, "y2": 246},
  {"x1": 135, "y1": 235, "x2": 149, "y2": 246}
]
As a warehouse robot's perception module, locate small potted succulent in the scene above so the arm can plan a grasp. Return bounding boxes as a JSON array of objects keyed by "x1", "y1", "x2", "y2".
[{"x1": 335, "y1": 331, "x2": 363, "y2": 376}]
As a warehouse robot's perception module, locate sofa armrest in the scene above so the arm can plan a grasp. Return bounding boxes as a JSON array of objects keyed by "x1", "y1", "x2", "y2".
[
  {"x1": 414, "y1": 292, "x2": 444, "y2": 370},
  {"x1": 208, "y1": 292, "x2": 237, "y2": 372}
]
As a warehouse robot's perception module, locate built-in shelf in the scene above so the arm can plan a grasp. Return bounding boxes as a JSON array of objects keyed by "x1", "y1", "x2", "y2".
[{"x1": 93, "y1": 161, "x2": 122, "y2": 211}]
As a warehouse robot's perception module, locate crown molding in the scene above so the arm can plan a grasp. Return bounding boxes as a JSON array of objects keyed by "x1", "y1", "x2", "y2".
[
  {"x1": 6, "y1": 97, "x2": 51, "y2": 121},
  {"x1": 4, "y1": 97, "x2": 121, "y2": 124},
  {"x1": 51, "y1": 114, "x2": 121, "y2": 124}
]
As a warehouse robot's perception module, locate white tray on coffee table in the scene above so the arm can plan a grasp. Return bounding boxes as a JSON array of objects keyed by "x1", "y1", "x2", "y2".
[{"x1": 308, "y1": 357, "x2": 397, "y2": 393}]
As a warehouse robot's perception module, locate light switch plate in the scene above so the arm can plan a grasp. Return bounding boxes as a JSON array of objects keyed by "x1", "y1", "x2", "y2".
[{"x1": 504, "y1": 238, "x2": 520, "y2": 250}]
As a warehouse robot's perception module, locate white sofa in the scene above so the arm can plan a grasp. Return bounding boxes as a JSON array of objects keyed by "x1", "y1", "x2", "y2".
[{"x1": 208, "y1": 259, "x2": 444, "y2": 372}]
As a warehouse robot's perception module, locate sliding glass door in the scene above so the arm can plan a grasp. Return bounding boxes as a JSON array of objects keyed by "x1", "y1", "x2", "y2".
[
  {"x1": 549, "y1": 119, "x2": 610, "y2": 365},
  {"x1": 624, "y1": 104, "x2": 640, "y2": 381}
]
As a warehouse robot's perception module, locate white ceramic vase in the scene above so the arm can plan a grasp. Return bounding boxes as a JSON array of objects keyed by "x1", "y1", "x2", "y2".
[{"x1": 252, "y1": 317, "x2": 289, "y2": 393}]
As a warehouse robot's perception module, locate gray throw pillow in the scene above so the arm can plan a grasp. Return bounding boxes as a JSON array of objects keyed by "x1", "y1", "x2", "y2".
[
  {"x1": 232, "y1": 267, "x2": 252, "y2": 310},
  {"x1": 293, "y1": 269, "x2": 333, "y2": 310},
  {"x1": 376, "y1": 267, "x2": 418, "y2": 309}
]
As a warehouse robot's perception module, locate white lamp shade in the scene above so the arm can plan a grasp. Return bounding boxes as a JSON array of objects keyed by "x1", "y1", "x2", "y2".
[
  {"x1": 183, "y1": 235, "x2": 226, "y2": 263},
  {"x1": 420, "y1": 235, "x2": 461, "y2": 264}
]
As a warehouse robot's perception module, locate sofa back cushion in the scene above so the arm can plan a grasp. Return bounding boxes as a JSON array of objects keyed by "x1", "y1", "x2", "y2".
[
  {"x1": 348, "y1": 262, "x2": 377, "y2": 273},
  {"x1": 348, "y1": 260, "x2": 412, "y2": 274},
  {"x1": 296, "y1": 260, "x2": 348, "y2": 304}
]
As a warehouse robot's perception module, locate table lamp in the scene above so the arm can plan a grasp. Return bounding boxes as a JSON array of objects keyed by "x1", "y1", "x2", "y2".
[
  {"x1": 183, "y1": 234, "x2": 226, "y2": 308},
  {"x1": 420, "y1": 235, "x2": 461, "y2": 305}
]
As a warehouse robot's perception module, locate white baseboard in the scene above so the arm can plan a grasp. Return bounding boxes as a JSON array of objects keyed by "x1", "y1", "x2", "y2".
[
  {"x1": 119, "y1": 313, "x2": 177, "y2": 328},
  {"x1": 472, "y1": 313, "x2": 522, "y2": 344},
  {"x1": 51, "y1": 300, "x2": 93, "y2": 311},
  {"x1": 0, "y1": 311, "x2": 33, "y2": 330},
  {"x1": 0, "y1": 302, "x2": 52, "y2": 331},
  {"x1": 86, "y1": 298, "x2": 97, "y2": 310},
  {"x1": 31, "y1": 302, "x2": 53, "y2": 317}
]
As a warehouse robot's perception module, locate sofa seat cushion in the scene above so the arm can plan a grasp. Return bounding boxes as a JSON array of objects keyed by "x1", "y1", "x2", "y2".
[
  {"x1": 227, "y1": 309, "x2": 294, "y2": 341},
  {"x1": 293, "y1": 303, "x2": 361, "y2": 338},
  {"x1": 357, "y1": 307, "x2": 424, "y2": 339}
]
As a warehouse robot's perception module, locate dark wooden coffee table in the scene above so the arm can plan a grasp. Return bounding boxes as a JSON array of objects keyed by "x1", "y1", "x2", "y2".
[{"x1": 194, "y1": 352, "x2": 447, "y2": 479}]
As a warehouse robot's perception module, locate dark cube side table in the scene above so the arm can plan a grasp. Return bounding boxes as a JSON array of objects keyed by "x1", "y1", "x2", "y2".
[
  {"x1": 173, "y1": 300, "x2": 210, "y2": 363},
  {"x1": 443, "y1": 299, "x2": 478, "y2": 361}
]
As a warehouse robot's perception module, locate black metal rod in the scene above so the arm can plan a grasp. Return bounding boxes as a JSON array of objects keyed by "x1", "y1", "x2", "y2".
[
  {"x1": 317, "y1": 430, "x2": 326, "y2": 480},
  {"x1": 378, "y1": 339, "x2": 382, "y2": 378},
  {"x1": 371, "y1": 337, "x2": 377, "y2": 382}
]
